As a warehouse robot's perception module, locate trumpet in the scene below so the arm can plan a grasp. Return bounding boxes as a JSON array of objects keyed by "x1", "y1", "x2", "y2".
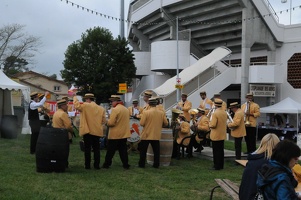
[{"x1": 244, "y1": 101, "x2": 251, "y2": 126}]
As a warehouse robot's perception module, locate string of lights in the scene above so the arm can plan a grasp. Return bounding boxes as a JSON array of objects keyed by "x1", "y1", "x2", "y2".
[{"x1": 60, "y1": 0, "x2": 301, "y2": 26}]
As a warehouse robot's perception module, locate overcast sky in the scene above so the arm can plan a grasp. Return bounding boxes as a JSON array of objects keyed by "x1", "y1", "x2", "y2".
[{"x1": 0, "y1": 0, "x2": 300, "y2": 80}]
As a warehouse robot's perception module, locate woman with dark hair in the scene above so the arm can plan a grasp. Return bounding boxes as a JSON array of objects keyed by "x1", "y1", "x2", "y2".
[{"x1": 257, "y1": 140, "x2": 301, "y2": 199}]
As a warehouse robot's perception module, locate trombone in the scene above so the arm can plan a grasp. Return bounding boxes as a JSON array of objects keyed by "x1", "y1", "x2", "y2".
[{"x1": 244, "y1": 101, "x2": 251, "y2": 126}]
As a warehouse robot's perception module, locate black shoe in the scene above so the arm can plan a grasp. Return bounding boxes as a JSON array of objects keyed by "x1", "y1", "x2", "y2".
[
  {"x1": 153, "y1": 165, "x2": 159, "y2": 169},
  {"x1": 187, "y1": 154, "x2": 193, "y2": 158},
  {"x1": 102, "y1": 165, "x2": 109, "y2": 169},
  {"x1": 210, "y1": 167, "x2": 221, "y2": 170},
  {"x1": 85, "y1": 166, "x2": 91, "y2": 169},
  {"x1": 123, "y1": 164, "x2": 130, "y2": 170},
  {"x1": 94, "y1": 165, "x2": 100, "y2": 170}
]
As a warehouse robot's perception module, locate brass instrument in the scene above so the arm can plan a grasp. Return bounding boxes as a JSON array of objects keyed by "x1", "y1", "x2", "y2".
[
  {"x1": 226, "y1": 110, "x2": 235, "y2": 130},
  {"x1": 226, "y1": 110, "x2": 234, "y2": 123},
  {"x1": 171, "y1": 108, "x2": 182, "y2": 137},
  {"x1": 245, "y1": 101, "x2": 251, "y2": 126},
  {"x1": 207, "y1": 107, "x2": 216, "y2": 121},
  {"x1": 189, "y1": 109, "x2": 199, "y2": 123}
]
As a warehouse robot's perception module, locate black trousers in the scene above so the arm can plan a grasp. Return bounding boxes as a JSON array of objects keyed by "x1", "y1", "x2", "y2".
[
  {"x1": 29, "y1": 119, "x2": 41, "y2": 154},
  {"x1": 244, "y1": 127, "x2": 257, "y2": 154},
  {"x1": 212, "y1": 140, "x2": 224, "y2": 170},
  {"x1": 138, "y1": 140, "x2": 160, "y2": 168},
  {"x1": 234, "y1": 137, "x2": 243, "y2": 160},
  {"x1": 83, "y1": 134, "x2": 100, "y2": 168},
  {"x1": 103, "y1": 138, "x2": 129, "y2": 168}
]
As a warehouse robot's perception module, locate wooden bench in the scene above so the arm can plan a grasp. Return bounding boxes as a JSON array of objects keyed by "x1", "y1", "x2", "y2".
[{"x1": 210, "y1": 179, "x2": 239, "y2": 200}]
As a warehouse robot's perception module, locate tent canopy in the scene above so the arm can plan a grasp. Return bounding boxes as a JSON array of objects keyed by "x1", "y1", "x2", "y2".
[
  {"x1": 260, "y1": 97, "x2": 301, "y2": 114},
  {"x1": 0, "y1": 70, "x2": 28, "y2": 91}
]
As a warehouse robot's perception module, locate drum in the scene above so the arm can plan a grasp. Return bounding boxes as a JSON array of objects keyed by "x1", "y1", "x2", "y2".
[
  {"x1": 147, "y1": 128, "x2": 173, "y2": 166},
  {"x1": 128, "y1": 118, "x2": 142, "y2": 143}
]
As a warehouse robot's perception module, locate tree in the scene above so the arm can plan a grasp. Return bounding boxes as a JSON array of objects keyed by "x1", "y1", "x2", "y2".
[
  {"x1": 61, "y1": 27, "x2": 136, "y2": 103},
  {"x1": 3, "y1": 56, "x2": 29, "y2": 76},
  {"x1": 0, "y1": 24, "x2": 41, "y2": 75}
]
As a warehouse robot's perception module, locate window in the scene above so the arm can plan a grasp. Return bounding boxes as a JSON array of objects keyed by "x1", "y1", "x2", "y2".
[{"x1": 54, "y1": 86, "x2": 61, "y2": 92}]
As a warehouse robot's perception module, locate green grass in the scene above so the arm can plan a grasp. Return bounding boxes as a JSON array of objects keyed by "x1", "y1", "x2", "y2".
[{"x1": 0, "y1": 134, "x2": 245, "y2": 200}]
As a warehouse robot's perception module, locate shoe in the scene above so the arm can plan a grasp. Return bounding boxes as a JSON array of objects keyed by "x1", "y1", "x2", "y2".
[
  {"x1": 187, "y1": 154, "x2": 193, "y2": 158},
  {"x1": 102, "y1": 165, "x2": 109, "y2": 169},
  {"x1": 153, "y1": 165, "x2": 159, "y2": 169},
  {"x1": 210, "y1": 167, "x2": 221, "y2": 170},
  {"x1": 85, "y1": 166, "x2": 91, "y2": 169},
  {"x1": 123, "y1": 164, "x2": 130, "y2": 170},
  {"x1": 94, "y1": 166, "x2": 100, "y2": 170}
]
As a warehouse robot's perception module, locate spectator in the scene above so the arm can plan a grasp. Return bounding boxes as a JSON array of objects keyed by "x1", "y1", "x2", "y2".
[{"x1": 239, "y1": 133, "x2": 280, "y2": 200}]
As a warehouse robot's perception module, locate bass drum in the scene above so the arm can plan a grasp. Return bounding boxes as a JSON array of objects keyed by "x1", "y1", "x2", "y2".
[{"x1": 128, "y1": 118, "x2": 142, "y2": 143}]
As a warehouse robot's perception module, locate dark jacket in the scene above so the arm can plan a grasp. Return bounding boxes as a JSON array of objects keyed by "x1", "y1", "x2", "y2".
[
  {"x1": 257, "y1": 160, "x2": 298, "y2": 200},
  {"x1": 239, "y1": 153, "x2": 268, "y2": 200}
]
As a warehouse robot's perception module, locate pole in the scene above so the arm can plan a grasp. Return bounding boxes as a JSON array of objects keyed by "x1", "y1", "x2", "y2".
[
  {"x1": 120, "y1": 0, "x2": 125, "y2": 38},
  {"x1": 176, "y1": 16, "x2": 180, "y2": 102},
  {"x1": 281, "y1": 0, "x2": 292, "y2": 25}
]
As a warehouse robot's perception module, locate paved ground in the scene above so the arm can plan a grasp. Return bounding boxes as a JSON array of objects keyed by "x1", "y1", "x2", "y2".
[{"x1": 191, "y1": 146, "x2": 247, "y2": 161}]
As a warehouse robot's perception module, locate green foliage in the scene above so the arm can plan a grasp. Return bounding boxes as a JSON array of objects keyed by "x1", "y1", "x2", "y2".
[
  {"x1": 3, "y1": 56, "x2": 29, "y2": 76},
  {"x1": 0, "y1": 135, "x2": 245, "y2": 200},
  {"x1": 61, "y1": 27, "x2": 136, "y2": 103}
]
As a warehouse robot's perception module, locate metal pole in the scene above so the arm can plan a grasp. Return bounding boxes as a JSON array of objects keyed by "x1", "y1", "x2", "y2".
[
  {"x1": 120, "y1": 0, "x2": 125, "y2": 38},
  {"x1": 176, "y1": 16, "x2": 180, "y2": 102},
  {"x1": 281, "y1": 0, "x2": 292, "y2": 25}
]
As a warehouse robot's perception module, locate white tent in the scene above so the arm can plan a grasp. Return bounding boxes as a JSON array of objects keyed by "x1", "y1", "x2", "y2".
[
  {"x1": 260, "y1": 97, "x2": 301, "y2": 114},
  {"x1": 0, "y1": 70, "x2": 30, "y2": 115},
  {"x1": 260, "y1": 97, "x2": 301, "y2": 133},
  {"x1": 0, "y1": 70, "x2": 30, "y2": 134}
]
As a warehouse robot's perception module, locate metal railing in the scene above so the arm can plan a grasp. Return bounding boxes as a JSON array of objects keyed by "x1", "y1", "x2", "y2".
[{"x1": 263, "y1": 0, "x2": 279, "y2": 22}]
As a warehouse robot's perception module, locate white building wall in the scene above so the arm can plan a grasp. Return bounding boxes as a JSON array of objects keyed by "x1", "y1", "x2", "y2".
[
  {"x1": 133, "y1": 52, "x2": 151, "y2": 75},
  {"x1": 151, "y1": 41, "x2": 190, "y2": 71}
]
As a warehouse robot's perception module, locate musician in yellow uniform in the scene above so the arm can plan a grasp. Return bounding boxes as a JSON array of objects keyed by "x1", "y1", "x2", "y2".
[
  {"x1": 73, "y1": 93, "x2": 106, "y2": 170},
  {"x1": 190, "y1": 108, "x2": 210, "y2": 153},
  {"x1": 52, "y1": 99, "x2": 74, "y2": 140},
  {"x1": 128, "y1": 99, "x2": 143, "y2": 119},
  {"x1": 213, "y1": 93, "x2": 227, "y2": 111},
  {"x1": 198, "y1": 91, "x2": 213, "y2": 115},
  {"x1": 241, "y1": 92, "x2": 260, "y2": 154},
  {"x1": 52, "y1": 99, "x2": 74, "y2": 167},
  {"x1": 175, "y1": 113, "x2": 192, "y2": 158},
  {"x1": 227, "y1": 102, "x2": 246, "y2": 161},
  {"x1": 176, "y1": 93, "x2": 192, "y2": 121},
  {"x1": 155, "y1": 97, "x2": 166, "y2": 114},
  {"x1": 139, "y1": 98, "x2": 168, "y2": 168},
  {"x1": 209, "y1": 99, "x2": 227, "y2": 170},
  {"x1": 61, "y1": 96, "x2": 73, "y2": 112},
  {"x1": 103, "y1": 95, "x2": 131, "y2": 170},
  {"x1": 142, "y1": 91, "x2": 152, "y2": 111}
]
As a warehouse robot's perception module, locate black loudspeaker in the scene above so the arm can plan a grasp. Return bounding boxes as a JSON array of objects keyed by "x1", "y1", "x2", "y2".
[
  {"x1": 36, "y1": 127, "x2": 69, "y2": 173},
  {"x1": 0, "y1": 115, "x2": 18, "y2": 139}
]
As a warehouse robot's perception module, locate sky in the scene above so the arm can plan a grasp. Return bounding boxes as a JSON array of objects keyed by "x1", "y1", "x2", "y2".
[{"x1": 0, "y1": 0, "x2": 300, "y2": 80}]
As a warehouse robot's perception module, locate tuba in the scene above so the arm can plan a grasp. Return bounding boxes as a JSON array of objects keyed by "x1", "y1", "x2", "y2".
[
  {"x1": 171, "y1": 108, "x2": 182, "y2": 137},
  {"x1": 244, "y1": 101, "x2": 251, "y2": 126}
]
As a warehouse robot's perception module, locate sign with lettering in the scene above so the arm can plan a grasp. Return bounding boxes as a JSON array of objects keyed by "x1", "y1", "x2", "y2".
[{"x1": 250, "y1": 84, "x2": 276, "y2": 97}]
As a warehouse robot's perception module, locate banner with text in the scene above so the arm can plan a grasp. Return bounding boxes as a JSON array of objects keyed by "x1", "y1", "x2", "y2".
[{"x1": 250, "y1": 84, "x2": 276, "y2": 97}]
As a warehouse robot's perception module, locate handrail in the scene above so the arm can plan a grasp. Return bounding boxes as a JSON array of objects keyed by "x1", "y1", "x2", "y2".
[{"x1": 263, "y1": 0, "x2": 279, "y2": 22}]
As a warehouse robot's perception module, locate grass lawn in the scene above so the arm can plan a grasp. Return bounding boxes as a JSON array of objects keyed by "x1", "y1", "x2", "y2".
[{"x1": 0, "y1": 134, "x2": 246, "y2": 200}]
